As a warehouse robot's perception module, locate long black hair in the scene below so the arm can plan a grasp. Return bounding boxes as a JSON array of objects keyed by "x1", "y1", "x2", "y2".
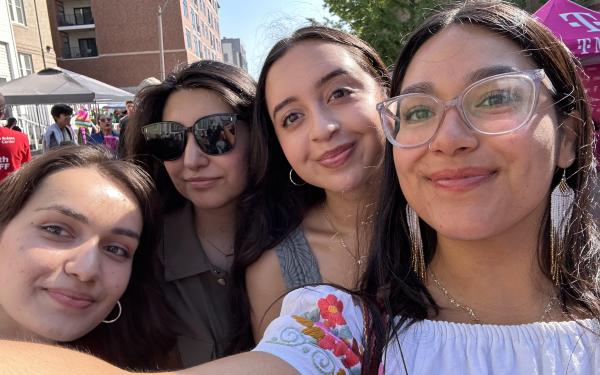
[
  {"x1": 359, "y1": 1, "x2": 600, "y2": 372},
  {"x1": 230, "y1": 25, "x2": 390, "y2": 352},
  {"x1": 0, "y1": 145, "x2": 175, "y2": 370}
]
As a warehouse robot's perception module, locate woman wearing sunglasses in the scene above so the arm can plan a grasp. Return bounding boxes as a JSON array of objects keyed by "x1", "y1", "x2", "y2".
[
  {"x1": 123, "y1": 60, "x2": 256, "y2": 368},
  {"x1": 90, "y1": 113, "x2": 119, "y2": 152}
]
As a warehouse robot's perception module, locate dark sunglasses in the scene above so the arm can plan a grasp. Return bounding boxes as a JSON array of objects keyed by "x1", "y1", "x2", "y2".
[{"x1": 141, "y1": 113, "x2": 238, "y2": 161}]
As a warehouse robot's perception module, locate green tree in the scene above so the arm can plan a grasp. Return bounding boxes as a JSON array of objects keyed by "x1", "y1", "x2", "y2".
[{"x1": 320, "y1": 0, "x2": 597, "y2": 66}]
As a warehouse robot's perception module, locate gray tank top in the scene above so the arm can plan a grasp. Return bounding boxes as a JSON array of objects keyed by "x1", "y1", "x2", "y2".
[{"x1": 275, "y1": 226, "x2": 322, "y2": 290}]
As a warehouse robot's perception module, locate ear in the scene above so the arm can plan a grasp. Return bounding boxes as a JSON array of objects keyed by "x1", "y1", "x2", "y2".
[{"x1": 556, "y1": 111, "x2": 579, "y2": 169}]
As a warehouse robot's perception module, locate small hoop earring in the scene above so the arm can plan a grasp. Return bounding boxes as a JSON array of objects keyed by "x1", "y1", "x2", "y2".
[
  {"x1": 102, "y1": 301, "x2": 122, "y2": 324},
  {"x1": 289, "y1": 168, "x2": 306, "y2": 186}
]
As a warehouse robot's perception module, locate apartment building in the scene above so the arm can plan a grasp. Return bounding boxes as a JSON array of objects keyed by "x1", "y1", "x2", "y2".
[
  {"x1": 2, "y1": 0, "x2": 57, "y2": 81},
  {"x1": 221, "y1": 37, "x2": 247, "y2": 72},
  {"x1": 46, "y1": 0, "x2": 222, "y2": 90}
]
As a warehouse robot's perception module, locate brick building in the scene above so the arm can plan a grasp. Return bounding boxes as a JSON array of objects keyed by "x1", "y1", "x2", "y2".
[
  {"x1": 3, "y1": 0, "x2": 57, "y2": 80},
  {"x1": 46, "y1": 0, "x2": 222, "y2": 90}
]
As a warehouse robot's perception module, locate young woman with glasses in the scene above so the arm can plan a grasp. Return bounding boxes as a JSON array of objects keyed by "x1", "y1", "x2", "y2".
[
  {"x1": 235, "y1": 26, "x2": 390, "y2": 344},
  {"x1": 90, "y1": 113, "x2": 119, "y2": 153},
  {"x1": 123, "y1": 60, "x2": 256, "y2": 368},
  {"x1": 3, "y1": 2, "x2": 599, "y2": 373}
]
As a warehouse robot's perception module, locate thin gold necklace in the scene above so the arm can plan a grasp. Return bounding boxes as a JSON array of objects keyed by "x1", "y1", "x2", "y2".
[
  {"x1": 428, "y1": 269, "x2": 558, "y2": 324},
  {"x1": 321, "y1": 203, "x2": 367, "y2": 266},
  {"x1": 200, "y1": 236, "x2": 234, "y2": 257}
]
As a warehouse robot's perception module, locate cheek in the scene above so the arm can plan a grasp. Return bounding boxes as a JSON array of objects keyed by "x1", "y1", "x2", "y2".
[
  {"x1": 103, "y1": 263, "x2": 132, "y2": 300},
  {"x1": 163, "y1": 160, "x2": 182, "y2": 182}
]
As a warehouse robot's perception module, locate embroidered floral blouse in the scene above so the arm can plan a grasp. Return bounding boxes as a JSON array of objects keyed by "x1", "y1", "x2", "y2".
[{"x1": 253, "y1": 285, "x2": 600, "y2": 374}]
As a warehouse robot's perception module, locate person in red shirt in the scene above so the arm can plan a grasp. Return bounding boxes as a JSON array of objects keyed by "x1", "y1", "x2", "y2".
[{"x1": 0, "y1": 126, "x2": 31, "y2": 181}]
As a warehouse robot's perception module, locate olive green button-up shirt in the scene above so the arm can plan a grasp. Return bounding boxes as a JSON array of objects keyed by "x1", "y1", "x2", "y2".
[{"x1": 159, "y1": 203, "x2": 234, "y2": 368}]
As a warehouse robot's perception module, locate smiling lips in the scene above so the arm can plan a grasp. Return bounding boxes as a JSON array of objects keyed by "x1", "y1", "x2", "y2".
[
  {"x1": 317, "y1": 142, "x2": 356, "y2": 168},
  {"x1": 185, "y1": 176, "x2": 221, "y2": 189},
  {"x1": 427, "y1": 167, "x2": 497, "y2": 191},
  {"x1": 46, "y1": 288, "x2": 95, "y2": 309}
]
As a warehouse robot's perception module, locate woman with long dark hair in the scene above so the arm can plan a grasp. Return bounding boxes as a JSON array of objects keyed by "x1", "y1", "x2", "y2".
[
  {"x1": 123, "y1": 60, "x2": 256, "y2": 367},
  {"x1": 0, "y1": 145, "x2": 174, "y2": 370},
  {"x1": 237, "y1": 25, "x2": 390, "y2": 342}
]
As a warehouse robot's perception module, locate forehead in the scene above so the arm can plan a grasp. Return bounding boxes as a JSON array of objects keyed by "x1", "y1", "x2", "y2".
[
  {"x1": 265, "y1": 41, "x2": 368, "y2": 104},
  {"x1": 32, "y1": 168, "x2": 133, "y2": 204},
  {"x1": 402, "y1": 25, "x2": 536, "y2": 90},
  {"x1": 162, "y1": 88, "x2": 233, "y2": 127}
]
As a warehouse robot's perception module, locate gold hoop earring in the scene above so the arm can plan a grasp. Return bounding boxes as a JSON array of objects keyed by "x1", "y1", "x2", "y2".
[
  {"x1": 289, "y1": 168, "x2": 306, "y2": 186},
  {"x1": 102, "y1": 301, "x2": 122, "y2": 324},
  {"x1": 550, "y1": 169, "x2": 574, "y2": 285}
]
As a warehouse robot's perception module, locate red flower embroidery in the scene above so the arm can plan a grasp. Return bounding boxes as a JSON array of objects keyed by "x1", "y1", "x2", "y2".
[
  {"x1": 318, "y1": 294, "x2": 347, "y2": 327},
  {"x1": 317, "y1": 332, "x2": 361, "y2": 368}
]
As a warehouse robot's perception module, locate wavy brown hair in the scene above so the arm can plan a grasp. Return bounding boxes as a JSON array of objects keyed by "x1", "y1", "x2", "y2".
[
  {"x1": 0, "y1": 145, "x2": 175, "y2": 370},
  {"x1": 230, "y1": 25, "x2": 391, "y2": 352}
]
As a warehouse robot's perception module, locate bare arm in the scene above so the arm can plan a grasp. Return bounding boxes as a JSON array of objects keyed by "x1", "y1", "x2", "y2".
[
  {"x1": 0, "y1": 341, "x2": 298, "y2": 375},
  {"x1": 245, "y1": 248, "x2": 287, "y2": 342}
]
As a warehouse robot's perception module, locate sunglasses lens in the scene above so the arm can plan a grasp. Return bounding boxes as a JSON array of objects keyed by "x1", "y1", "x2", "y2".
[
  {"x1": 142, "y1": 122, "x2": 186, "y2": 161},
  {"x1": 193, "y1": 114, "x2": 237, "y2": 155}
]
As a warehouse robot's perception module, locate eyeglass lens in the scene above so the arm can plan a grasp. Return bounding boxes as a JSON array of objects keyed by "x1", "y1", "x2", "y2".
[
  {"x1": 381, "y1": 74, "x2": 537, "y2": 147},
  {"x1": 142, "y1": 114, "x2": 237, "y2": 161}
]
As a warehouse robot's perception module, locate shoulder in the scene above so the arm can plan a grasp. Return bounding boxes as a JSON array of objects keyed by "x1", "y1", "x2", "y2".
[{"x1": 246, "y1": 248, "x2": 285, "y2": 297}]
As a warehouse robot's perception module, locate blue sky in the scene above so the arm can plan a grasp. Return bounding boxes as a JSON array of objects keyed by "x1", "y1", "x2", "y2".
[{"x1": 219, "y1": 0, "x2": 335, "y2": 78}]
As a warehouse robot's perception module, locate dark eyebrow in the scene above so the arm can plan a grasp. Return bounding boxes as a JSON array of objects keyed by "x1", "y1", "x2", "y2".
[
  {"x1": 400, "y1": 82, "x2": 434, "y2": 95},
  {"x1": 36, "y1": 205, "x2": 140, "y2": 240},
  {"x1": 272, "y1": 96, "x2": 297, "y2": 120},
  {"x1": 400, "y1": 66, "x2": 521, "y2": 96},
  {"x1": 467, "y1": 65, "x2": 520, "y2": 83},
  {"x1": 271, "y1": 68, "x2": 351, "y2": 119},
  {"x1": 111, "y1": 228, "x2": 140, "y2": 240},
  {"x1": 36, "y1": 205, "x2": 89, "y2": 224},
  {"x1": 316, "y1": 68, "x2": 350, "y2": 90}
]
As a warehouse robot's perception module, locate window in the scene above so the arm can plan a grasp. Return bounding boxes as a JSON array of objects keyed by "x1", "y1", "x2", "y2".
[
  {"x1": 78, "y1": 38, "x2": 98, "y2": 57},
  {"x1": 8, "y1": 0, "x2": 27, "y2": 25},
  {"x1": 194, "y1": 37, "x2": 200, "y2": 57},
  {"x1": 185, "y1": 29, "x2": 192, "y2": 49},
  {"x1": 73, "y1": 7, "x2": 93, "y2": 25},
  {"x1": 18, "y1": 53, "x2": 33, "y2": 76},
  {"x1": 182, "y1": 0, "x2": 188, "y2": 17},
  {"x1": 191, "y1": 11, "x2": 198, "y2": 31}
]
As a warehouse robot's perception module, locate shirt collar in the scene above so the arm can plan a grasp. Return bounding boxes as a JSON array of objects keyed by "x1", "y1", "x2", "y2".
[{"x1": 160, "y1": 203, "x2": 213, "y2": 281}]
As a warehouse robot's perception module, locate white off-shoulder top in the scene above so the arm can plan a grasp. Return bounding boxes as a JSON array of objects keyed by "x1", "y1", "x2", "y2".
[{"x1": 254, "y1": 285, "x2": 600, "y2": 375}]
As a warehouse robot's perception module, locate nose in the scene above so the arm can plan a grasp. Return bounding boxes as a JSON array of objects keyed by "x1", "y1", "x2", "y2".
[
  {"x1": 64, "y1": 241, "x2": 101, "y2": 283},
  {"x1": 309, "y1": 106, "x2": 340, "y2": 142},
  {"x1": 427, "y1": 105, "x2": 478, "y2": 155},
  {"x1": 182, "y1": 132, "x2": 210, "y2": 169}
]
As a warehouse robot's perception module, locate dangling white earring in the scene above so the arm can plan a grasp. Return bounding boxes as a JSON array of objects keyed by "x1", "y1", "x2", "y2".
[
  {"x1": 550, "y1": 169, "x2": 574, "y2": 285},
  {"x1": 406, "y1": 204, "x2": 425, "y2": 280},
  {"x1": 289, "y1": 168, "x2": 306, "y2": 186},
  {"x1": 102, "y1": 301, "x2": 122, "y2": 324}
]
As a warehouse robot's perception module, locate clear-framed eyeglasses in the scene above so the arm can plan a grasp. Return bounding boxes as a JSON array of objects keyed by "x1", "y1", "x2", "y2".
[{"x1": 376, "y1": 69, "x2": 557, "y2": 148}]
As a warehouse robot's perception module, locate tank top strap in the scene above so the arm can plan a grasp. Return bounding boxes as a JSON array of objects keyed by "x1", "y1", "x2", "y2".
[{"x1": 275, "y1": 226, "x2": 322, "y2": 290}]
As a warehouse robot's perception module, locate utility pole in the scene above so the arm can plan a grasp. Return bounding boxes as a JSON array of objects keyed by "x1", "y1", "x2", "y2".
[
  {"x1": 32, "y1": 0, "x2": 47, "y2": 69},
  {"x1": 158, "y1": 0, "x2": 171, "y2": 81}
]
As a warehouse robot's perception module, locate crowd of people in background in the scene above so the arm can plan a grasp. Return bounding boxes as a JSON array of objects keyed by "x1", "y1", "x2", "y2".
[{"x1": 0, "y1": 1, "x2": 599, "y2": 374}]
